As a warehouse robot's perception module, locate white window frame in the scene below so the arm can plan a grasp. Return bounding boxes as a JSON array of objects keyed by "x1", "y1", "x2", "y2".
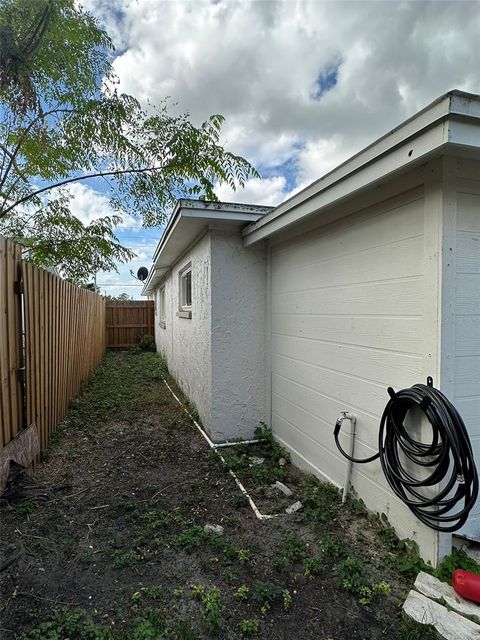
[
  {"x1": 177, "y1": 263, "x2": 192, "y2": 318},
  {"x1": 159, "y1": 285, "x2": 166, "y2": 329}
]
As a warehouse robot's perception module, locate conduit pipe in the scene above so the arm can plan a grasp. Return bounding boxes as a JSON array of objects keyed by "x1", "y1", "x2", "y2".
[
  {"x1": 335, "y1": 412, "x2": 357, "y2": 504},
  {"x1": 162, "y1": 379, "x2": 283, "y2": 521}
]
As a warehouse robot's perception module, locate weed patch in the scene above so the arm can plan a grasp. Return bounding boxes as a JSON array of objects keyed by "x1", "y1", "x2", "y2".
[
  {"x1": 191, "y1": 585, "x2": 223, "y2": 634},
  {"x1": 170, "y1": 525, "x2": 249, "y2": 567},
  {"x1": 1, "y1": 352, "x2": 428, "y2": 640},
  {"x1": 251, "y1": 580, "x2": 284, "y2": 610},
  {"x1": 239, "y1": 618, "x2": 260, "y2": 635},
  {"x1": 435, "y1": 547, "x2": 480, "y2": 583}
]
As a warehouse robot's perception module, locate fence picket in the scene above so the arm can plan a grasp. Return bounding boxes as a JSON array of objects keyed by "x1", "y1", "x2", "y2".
[
  {"x1": 106, "y1": 300, "x2": 154, "y2": 349},
  {"x1": 0, "y1": 236, "x2": 106, "y2": 455}
]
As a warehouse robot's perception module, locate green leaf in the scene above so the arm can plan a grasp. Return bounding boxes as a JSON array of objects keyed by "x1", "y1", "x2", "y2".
[{"x1": 0, "y1": 0, "x2": 258, "y2": 277}]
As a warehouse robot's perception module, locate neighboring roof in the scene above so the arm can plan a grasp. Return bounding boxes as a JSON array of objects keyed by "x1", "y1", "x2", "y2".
[
  {"x1": 142, "y1": 199, "x2": 273, "y2": 295},
  {"x1": 243, "y1": 90, "x2": 480, "y2": 246}
]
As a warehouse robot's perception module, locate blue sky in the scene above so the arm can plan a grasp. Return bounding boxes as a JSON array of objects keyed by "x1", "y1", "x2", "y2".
[{"x1": 80, "y1": 0, "x2": 480, "y2": 298}]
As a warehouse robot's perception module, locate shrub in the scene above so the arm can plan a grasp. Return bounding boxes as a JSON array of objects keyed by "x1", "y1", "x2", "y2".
[
  {"x1": 138, "y1": 334, "x2": 156, "y2": 352},
  {"x1": 435, "y1": 548, "x2": 480, "y2": 584},
  {"x1": 239, "y1": 618, "x2": 260, "y2": 634}
]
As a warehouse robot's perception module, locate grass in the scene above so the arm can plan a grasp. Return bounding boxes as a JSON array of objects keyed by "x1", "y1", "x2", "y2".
[{"x1": 3, "y1": 350, "x2": 479, "y2": 640}]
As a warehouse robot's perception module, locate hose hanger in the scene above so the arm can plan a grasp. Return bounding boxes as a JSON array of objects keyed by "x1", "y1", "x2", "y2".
[{"x1": 334, "y1": 378, "x2": 479, "y2": 533}]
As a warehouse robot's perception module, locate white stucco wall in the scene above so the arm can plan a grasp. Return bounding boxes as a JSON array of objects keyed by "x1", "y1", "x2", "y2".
[
  {"x1": 441, "y1": 157, "x2": 480, "y2": 542},
  {"x1": 153, "y1": 226, "x2": 267, "y2": 441},
  {"x1": 154, "y1": 233, "x2": 213, "y2": 431},
  {"x1": 210, "y1": 228, "x2": 266, "y2": 441},
  {"x1": 268, "y1": 167, "x2": 445, "y2": 564}
]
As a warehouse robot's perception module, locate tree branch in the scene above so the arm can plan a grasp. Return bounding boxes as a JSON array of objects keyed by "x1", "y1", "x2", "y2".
[
  {"x1": 0, "y1": 144, "x2": 29, "y2": 183},
  {"x1": 0, "y1": 105, "x2": 74, "y2": 194},
  {"x1": 0, "y1": 164, "x2": 165, "y2": 218}
]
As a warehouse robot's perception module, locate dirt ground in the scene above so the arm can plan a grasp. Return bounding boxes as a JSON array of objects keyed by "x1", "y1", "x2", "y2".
[{"x1": 0, "y1": 351, "x2": 438, "y2": 639}]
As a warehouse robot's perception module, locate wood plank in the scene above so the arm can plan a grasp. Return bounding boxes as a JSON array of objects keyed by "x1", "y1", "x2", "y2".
[
  {"x1": 54, "y1": 276, "x2": 60, "y2": 426},
  {"x1": 13, "y1": 243, "x2": 23, "y2": 434},
  {"x1": 0, "y1": 238, "x2": 9, "y2": 448},
  {"x1": 6, "y1": 241, "x2": 19, "y2": 441},
  {"x1": 39, "y1": 269, "x2": 46, "y2": 450},
  {"x1": 24, "y1": 263, "x2": 34, "y2": 427},
  {"x1": 105, "y1": 300, "x2": 154, "y2": 348},
  {"x1": 33, "y1": 266, "x2": 41, "y2": 441},
  {"x1": 47, "y1": 273, "x2": 52, "y2": 441}
]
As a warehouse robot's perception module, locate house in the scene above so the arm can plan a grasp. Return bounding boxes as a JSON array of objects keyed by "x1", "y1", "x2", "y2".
[{"x1": 142, "y1": 90, "x2": 480, "y2": 565}]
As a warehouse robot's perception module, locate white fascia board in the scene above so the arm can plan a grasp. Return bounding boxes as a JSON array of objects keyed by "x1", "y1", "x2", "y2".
[
  {"x1": 448, "y1": 118, "x2": 480, "y2": 149},
  {"x1": 449, "y1": 91, "x2": 480, "y2": 119},
  {"x1": 180, "y1": 207, "x2": 269, "y2": 224},
  {"x1": 141, "y1": 208, "x2": 182, "y2": 296},
  {"x1": 244, "y1": 121, "x2": 449, "y2": 245},
  {"x1": 243, "y1": 91, "x2": 480, "y2": 247},
  {"x1": 177, "y1": 198, "x2": 273, "y2": 217}
]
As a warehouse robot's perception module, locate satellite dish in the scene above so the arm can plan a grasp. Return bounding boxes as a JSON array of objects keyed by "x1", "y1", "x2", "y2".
[{"x1": 137, "y1": 267, "x2": 149, "y2": 282}]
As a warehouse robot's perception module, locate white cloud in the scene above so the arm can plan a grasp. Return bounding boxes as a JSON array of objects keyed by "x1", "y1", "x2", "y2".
[
  {"x1": 82, "y1": 0, "x2": 480, "y2": 295},
  {"x1": 295, "y1": 136, "x2": 353, "y2": 190},
  {"x1": 65, "y1": 183, "x2": 142, "y2": 231},
  {"x1": 87, "y1": 0, "x2": 480, "y2": 191},
  {"x1": 215, "y1": 176, "x2": 287, "y2": 207}
]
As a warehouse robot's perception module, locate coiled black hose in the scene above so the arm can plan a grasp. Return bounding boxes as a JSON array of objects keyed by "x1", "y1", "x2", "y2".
[{"x1": 334, "y1": 379, "x2": 479, "y2": 532}]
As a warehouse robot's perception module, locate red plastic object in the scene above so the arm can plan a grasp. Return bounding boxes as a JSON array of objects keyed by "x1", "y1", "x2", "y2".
[{"x1": 452, "y1": 569, "x2": 480, "y2": 604}]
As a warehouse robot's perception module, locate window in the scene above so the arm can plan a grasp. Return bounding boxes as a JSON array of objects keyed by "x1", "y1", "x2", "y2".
[
  {"x1": 159, "y1": 285, "x2": 166, "y2": 329},
  {"x1": 178, "y1": 263, "x2": 192, "y2": 318},
  {"x1": 181, "y1": 270, "x2": 192, "y2": 308}
]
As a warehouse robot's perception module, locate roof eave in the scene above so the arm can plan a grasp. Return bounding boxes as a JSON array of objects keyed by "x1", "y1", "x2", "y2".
[
  {"x1": 243, "y1": 90, "x2": 480, "y2": 246},
  {"x1": 142, "y1": 200, "x2": 273, "y2": 295}
]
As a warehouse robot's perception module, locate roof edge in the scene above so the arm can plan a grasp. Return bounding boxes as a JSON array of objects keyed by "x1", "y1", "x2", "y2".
[
  {"x1": 243, "y1": 90, "x2": 480, "y2": 245},
  {"x1": 142, "y1": 199, "x2": 273, "y2": 295}
]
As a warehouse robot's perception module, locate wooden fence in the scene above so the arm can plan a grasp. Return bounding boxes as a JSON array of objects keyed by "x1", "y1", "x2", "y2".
[
  {"x1": 0, "y1": 236, "x2": 106, "y2": 455},
  {"x1": 0, "y1": 239, "x2": 23, "y2": 452},
  {"x1": 106, "y1": 300, "x2": 154, "y2": 349}
]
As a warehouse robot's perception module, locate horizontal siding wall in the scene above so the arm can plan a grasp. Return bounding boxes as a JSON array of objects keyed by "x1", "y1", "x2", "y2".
[
  {"x1": 452, "y1": 176, "x2": 480, "y2": 541},
  {"x1": 270, "y1": 186, "x2": 440, "y2": 560}
]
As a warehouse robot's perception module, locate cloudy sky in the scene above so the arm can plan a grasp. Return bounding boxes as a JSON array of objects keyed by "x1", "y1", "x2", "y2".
[{"x1": 79, "y1": 0, "x2": 480, "y2": 298}]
